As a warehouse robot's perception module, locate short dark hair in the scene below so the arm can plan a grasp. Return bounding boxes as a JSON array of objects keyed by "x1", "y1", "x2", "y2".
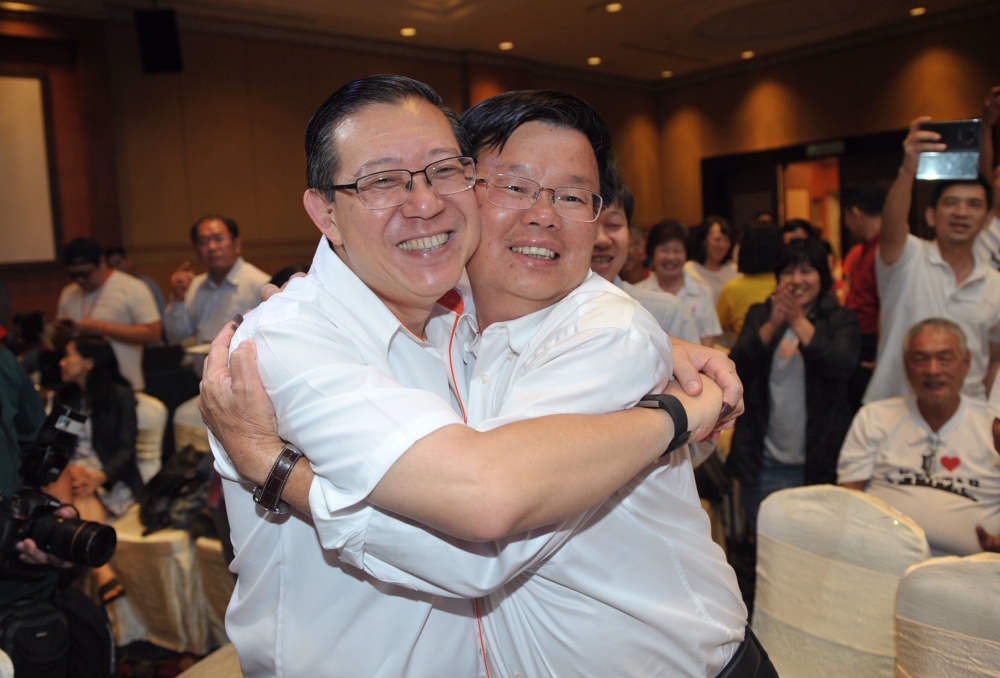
[
  {"x1": 776, "y1": 238, "x2": 833, "y2": 299},
  {"x1": 841, "y1": 182, "x2": 887, "y2": 216},
  {"x1": 304, "y1": 75, "x2": 467, "y2": 202},
  {"x1": 104, "y1": 245, "x2": 126, "y2": 260},
  {"x1": 645, "y1": 220, "x2": 688, "y2": 264},
  {"x1": 929, "y1": 175, "x2": 993, "y2": 211},
  {"x1": 737, "y1": 225, "x2": 782, "y2": 275},
  {"x1": 63, "y1": 238, "x2": 102, "y2": 266},
  {"x1": 782, "y1": 219, "x2": 817, "y2": 239},
  {"x1": 461, "y1": 90, "x2": 619, "y2": 203},
  {"x1": 690, "y1": 216, "x2": 733, "y2": 265},
  {"x1": 190, "y1": 215, "x2": 240, "y2": 244}
]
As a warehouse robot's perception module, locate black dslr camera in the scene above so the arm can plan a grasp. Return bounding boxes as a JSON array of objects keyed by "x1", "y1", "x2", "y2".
[{"x1": 0, "y1": 405, "x2": 117, "y2": 581}]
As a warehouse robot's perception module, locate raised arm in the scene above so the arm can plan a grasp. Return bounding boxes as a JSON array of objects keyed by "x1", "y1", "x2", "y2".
[{"x1": 881, "y1": 117, "x2": 947, "y2": 265}]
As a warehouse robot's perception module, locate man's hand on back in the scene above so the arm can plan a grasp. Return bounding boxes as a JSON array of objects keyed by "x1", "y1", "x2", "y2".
[{"x1": 199, "y1": 318, "x2": 285, "y2": 485}]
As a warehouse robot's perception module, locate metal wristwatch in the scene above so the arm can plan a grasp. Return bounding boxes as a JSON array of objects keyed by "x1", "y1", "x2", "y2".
[
  {"x1": 252, "y1": 444, "x2": 303, "y2": 514},
  {"x1": 636, "y1": 394, "x2": 691, "y2": 455}
]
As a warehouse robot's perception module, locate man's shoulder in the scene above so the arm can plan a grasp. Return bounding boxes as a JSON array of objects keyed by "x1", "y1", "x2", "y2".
[
  {"x1": 238, "y1": 259, "x2": 272, "y2": 286},
  {"x1": 560, "y1": 274, "x2": 645, "y2": 332}
]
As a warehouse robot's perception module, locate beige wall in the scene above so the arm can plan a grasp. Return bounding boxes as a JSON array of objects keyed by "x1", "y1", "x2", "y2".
[{"x1": 656, "y1": 15, "x2": 1000, "y2": 225}]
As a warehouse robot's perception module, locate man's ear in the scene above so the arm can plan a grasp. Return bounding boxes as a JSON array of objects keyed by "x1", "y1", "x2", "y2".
[
  {"x1": 925, "y1": 205, "x2": 937, "y2": 232},
  {"x1": 303, "y1": 189, "x2": 343, "y2": 246}
]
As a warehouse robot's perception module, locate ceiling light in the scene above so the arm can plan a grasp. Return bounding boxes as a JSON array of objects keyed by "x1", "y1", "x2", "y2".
[
  {"x1": 605, "y1": 3, "x2": 623, "y2": 12},
  {"x1": 499, "y1": 41, "x2": 514, "y2": 51},
  {"x1": 661, "y1": 70, "x2": 674, "y2": 78},
  {"x1": 0, "y1": 2, "x2": 43, "y2": 10},
  {"x1": 741, "y1": 50, "x2": 755, "y2": 60},
  {"x1": 909, "y1": 6, "x2": 926, "y2": 16},
  {"x1": 587, "y1": 57, "x2": 602, "y2": 66},
  {"x1": 400, "y1": 27, "x2": 417, "y2": 37}
]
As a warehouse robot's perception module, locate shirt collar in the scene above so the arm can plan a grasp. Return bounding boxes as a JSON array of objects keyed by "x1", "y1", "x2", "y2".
[
  {"x1": 906, "y1": 393, "x2": 968, "y2": 437},
  {"x1": 611, "y1": 275, "x2": 625, "y2": 290},
  {"x1": 926, "y1": 240, "x2": 987, "y2": 285}
]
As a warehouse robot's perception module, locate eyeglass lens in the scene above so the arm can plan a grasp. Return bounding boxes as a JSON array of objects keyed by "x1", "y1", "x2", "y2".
[
  {"x1": 482, "y1": 174, "x2": 602, "y2": 222},
  {"x1": 354, "y1": 157, "x2": 475, "y2": 209}
]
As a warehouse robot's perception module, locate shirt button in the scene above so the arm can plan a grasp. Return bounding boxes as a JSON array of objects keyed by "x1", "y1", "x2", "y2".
[
  {"x1": 491, "y1": 595, "x2": 499, "y2": 606},
  {"x1": 508, "y1": 352, "x2": 516, "y2": 361},
  {"x1": 479, "y1": 374, "x2": 490, "y2": 384},
  {"x1": 515, "y1": 673, "x2": 526, "y2": 678}
]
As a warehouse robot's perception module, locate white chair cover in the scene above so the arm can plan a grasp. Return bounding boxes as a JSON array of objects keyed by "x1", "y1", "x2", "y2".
[
  {"x1": 195, "y1": 536, "x2": 235, "y2": 648},
  {"x1": 176, "y1": 643, "x2": 243, "y2": 678},
  {"x1": 174, "y1": 395, "x2": 210, "y2": 453},
  {"x1": 895, "y1": 553, "x2": 1000, "y2": 678},
  {"x1": 754, "y1": 485, "x2": 930, "y2": 678},
  {"x1": 135, "y1": 392, "x2": 167, "y2": 483}
]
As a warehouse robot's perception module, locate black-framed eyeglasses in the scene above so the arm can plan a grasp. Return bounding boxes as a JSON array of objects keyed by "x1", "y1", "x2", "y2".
[
  {"x1": 320, "y1": 156, "x2": 476, "y2": 210},
  {"x1": 476, "y1": 174, "x2": 603, "y2": 222}
]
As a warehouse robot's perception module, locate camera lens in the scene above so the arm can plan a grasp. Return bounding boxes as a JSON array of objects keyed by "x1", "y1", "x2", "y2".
[{"x1": 30, "y1": 514, "x2": 116, "y2": 568}]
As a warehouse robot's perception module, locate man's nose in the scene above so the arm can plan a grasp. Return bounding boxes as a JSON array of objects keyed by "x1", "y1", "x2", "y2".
[
  {"x1": 402, "y1": 174, "x2": 445, "y2": 216},
  {"x1": 524, "y1": 188, "x2": 560, "y2": 228}
]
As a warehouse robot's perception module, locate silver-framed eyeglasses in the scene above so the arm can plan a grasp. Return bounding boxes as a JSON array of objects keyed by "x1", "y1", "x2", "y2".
[
  {"x1": 322, "y1": 156, "x2": 476, "y2": 210},
  {"x1": 476, "y1": 174, "x2": 603, "y2": 222}
]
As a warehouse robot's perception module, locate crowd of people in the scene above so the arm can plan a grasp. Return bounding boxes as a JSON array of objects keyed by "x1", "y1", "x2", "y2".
[{"x1": 0, "y1": 74, "x2": 998, "y2": 677}]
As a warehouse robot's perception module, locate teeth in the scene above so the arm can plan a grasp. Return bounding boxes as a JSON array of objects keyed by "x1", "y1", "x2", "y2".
[
  {"x1": 398, "y1": 233, "x2": 449, "y2": 252},
  {"x1": 512, "y1": 246, "x2": 556, "y2": 260}
]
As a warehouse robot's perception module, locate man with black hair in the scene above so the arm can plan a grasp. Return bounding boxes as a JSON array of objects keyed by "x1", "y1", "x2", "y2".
[
  {"x1": 865, "y1": 117, "x2": 1000, "y2": 404},
  {"x1": 202, "y1": 77, "x2": 754, "y2": 677},
  {"x1": 105, "y1": 245, "x2": 167, "y2": 318},
  {"x1": 163, "y1": 215, "x2": 270, "y2": 348},
  {"x1": 842, "y1": 183, "x2": 887, "y2": 409},
  {"x1": 57, "y1": 238, "x2": 161, "y2": 391}
]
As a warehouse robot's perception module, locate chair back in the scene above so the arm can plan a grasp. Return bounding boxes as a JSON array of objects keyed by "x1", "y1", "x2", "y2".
[
  {"x1": 895, "y1": 553, "x2": 1000, "y2": 678},
  {"x1": 174, "y1": 396, "x2": 210, "y2": 453},
  {"x1": 754, "y1": 485, "x2": 930, "y2": 678},
  {"x1": 135, "y1": 392, "x2": 167, "y2": 483}
]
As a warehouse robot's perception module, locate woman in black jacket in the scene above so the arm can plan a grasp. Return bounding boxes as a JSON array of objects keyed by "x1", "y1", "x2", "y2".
[
  {"x1": 727, "y1": 239, "x2": 860, "y2": 530},
  {"x1": 57, "y1": 336, "x2": 141, "y2": 604}
]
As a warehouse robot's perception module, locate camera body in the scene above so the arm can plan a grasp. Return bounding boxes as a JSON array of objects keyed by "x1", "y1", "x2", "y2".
[
  {"x1": 916, "y1": 118, "x2": 982, "y2": 181},
  {"x1": 0, "y1": 406, "x2": 116, "y2": 581}
]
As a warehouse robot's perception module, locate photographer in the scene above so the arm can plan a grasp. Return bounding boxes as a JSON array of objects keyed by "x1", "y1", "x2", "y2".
[{"x1": 1, "y1": 344, "x2": 116, "y2": 677}]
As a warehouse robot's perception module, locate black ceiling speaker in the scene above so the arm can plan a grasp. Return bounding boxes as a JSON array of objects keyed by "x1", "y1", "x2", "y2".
[{"x1": 134, "y1": 9, "x2": 183, "y2": 74}]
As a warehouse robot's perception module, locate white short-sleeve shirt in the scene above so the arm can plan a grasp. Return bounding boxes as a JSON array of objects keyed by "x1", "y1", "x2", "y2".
[
  {"x1": 638, "y1": 272, "x2": 723, "y2": 341},
  {"x1": 838, "y1": 395, "x2": 1000, "y2": 556},
  {"x1": 210, "y1": 239, "x2": 483, "y2": 678},
  {"x1": 339, "y1": 273, "x2": 747, "y2": 677},
  {"x1": 866, "y1": 235, "x2": 1000, "y2": 402},
  {"x1": 57, "y1": 270, "x2": 161, "y2": 391},
  {"x1": 613, "y1": 276, "x2": 700, "y2": 343}
]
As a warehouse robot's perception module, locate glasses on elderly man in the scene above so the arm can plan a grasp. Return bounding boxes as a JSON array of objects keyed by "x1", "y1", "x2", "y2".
[
  {"x1": 476, "y1": 175, "x2": 604, "y2": 222},
  {"x1": 322, "y1": 156, "x2": 476, "y2": 210}
]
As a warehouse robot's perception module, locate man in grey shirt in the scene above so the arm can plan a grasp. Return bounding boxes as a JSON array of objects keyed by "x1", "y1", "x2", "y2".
[{"x1": 163, "y1": 215, "x2": 271, "y2": 349}]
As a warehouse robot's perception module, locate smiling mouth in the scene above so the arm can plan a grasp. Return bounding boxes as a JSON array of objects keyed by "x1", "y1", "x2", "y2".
[
  {"x1": 512, "y1": 246, "x2": 557, "y2": 260},
  {"x1": 398, "y1": 233, "x2": 450, "y2": 252},
  {"x1": 591, "y1": 255, "x2": 614, "y2": 266}
]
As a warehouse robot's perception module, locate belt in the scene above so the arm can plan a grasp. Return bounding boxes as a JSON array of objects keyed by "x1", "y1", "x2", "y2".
[{"x1": 715, "y1": 626, "x2": 778, "y2": 678}]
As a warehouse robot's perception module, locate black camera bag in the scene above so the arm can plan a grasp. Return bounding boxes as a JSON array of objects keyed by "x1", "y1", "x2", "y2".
[{"x1": 0, "y1": 596, "x2": 69, "y2": 678}]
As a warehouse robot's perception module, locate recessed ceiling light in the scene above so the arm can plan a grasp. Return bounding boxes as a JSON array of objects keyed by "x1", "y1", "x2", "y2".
[
  {"x1": 741, "y1": 50, "x2": 755, "y2": 60},
  {"x1": 606, "y1": 3, "x2": 623, "y2": 12},
  {"x1": 499, "y1": 41, "x2": 514, "y2": 51},
  {"x1": 400, "y1": 27, "x2": 417, "y2": 37},
  {"x1": 909, "y1": 6, "x2": 926, "y2": 16},
  {"x1": 661, "y1": 70, "x2": 674, "y2": 78},
  {"x1": 587, "y1": 57, "x2": 602, "y2": 66}
]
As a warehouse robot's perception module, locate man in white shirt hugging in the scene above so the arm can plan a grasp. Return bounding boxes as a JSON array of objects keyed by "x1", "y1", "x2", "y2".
[
  {"x1": 201, "y1": 79, "x2": 760, "y2": 677},
  {"x1": 839, "y1": 318, "x2": 1000, "y2": 556}
]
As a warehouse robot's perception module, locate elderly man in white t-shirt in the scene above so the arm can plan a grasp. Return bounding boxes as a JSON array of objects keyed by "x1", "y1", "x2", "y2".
[
  {"x1": 199, "y1": 77, "x2": 750, "y2": 678},
  {"x1": 864, "y1": 117, "x2": 1000, "y2": 404},
  {"x1": 57, "y1": 238, "x2": 162, "y2": 391},
  {"x1": 839, "y1": 318, "x2": 1000, "y2": 556}
]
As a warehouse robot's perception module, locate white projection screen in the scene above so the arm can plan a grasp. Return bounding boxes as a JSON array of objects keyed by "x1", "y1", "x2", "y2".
[{"x1": 0, "y1": 75, "x2": 57, "y2": 264}]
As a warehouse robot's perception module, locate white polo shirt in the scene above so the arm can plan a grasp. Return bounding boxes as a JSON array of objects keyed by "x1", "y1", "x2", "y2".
[
  {"x1": 210, "y1": 239, "x2": 484, "y2": 678},
  {"x1": 337, "y1": 273, "x2": 747, "y2": 678},
  {"x1": 638, "y1": 272, "x2": 723, "y2": 342},
  {"x1": 838, "y1": 395, "x2": 1000, "y2": 556},
  {"x1": 974, "y1": 213, "x2": 1000, "y2": 271},
  {"x1": 865, "y1": 235, "x2": 1000, "y2": 403},
  {"x1": 613, "y1": 276, "x2": 700, "y2": 343},
  {"x1": 57, "y1": 270, "x2": 161, "y2": 391}
]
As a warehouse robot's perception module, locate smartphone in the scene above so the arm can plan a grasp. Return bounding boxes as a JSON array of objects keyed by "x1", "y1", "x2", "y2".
[{"x1": 916, "y1": 119, "x2": 981, "y2": 180}]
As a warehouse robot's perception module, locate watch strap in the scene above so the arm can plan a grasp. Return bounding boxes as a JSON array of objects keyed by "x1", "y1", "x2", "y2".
[
  {"x1": 252, "y1": 444, "x2": 302, "y2": 513},
  {"x1": 637, "y1": 394, "x2": 691, "y2": 454}
]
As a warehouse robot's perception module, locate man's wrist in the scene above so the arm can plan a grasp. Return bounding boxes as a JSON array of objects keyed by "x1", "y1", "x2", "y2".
[{"x1": 240, "y1": 439, "x2": 287, "y2": 486}]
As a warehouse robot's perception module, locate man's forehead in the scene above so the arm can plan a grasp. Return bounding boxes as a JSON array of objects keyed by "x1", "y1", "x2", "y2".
[
  {"x1": 939, "y1": 184, "x2": 988, "y2": 202},
  {"x1": 909, "y1": 328, "x2": 962, "y2": 351}
]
